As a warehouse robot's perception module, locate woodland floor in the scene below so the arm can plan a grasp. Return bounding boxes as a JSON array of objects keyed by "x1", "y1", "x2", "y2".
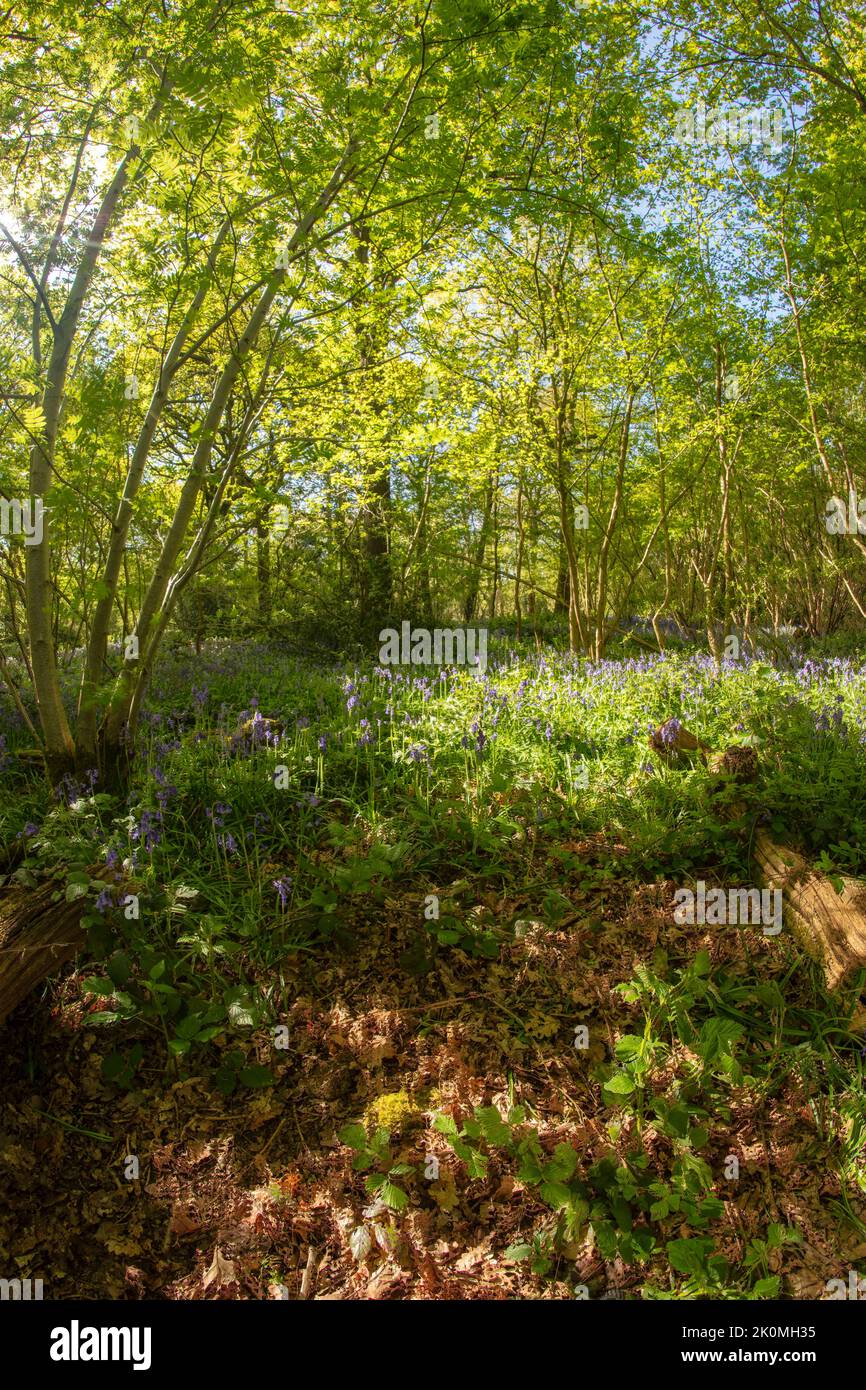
[{"x1": 2, "y1": 836, "x2": 863, "y2": 1301}]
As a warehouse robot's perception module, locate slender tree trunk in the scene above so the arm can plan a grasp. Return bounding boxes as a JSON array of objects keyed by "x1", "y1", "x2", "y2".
[
  {"x1": 26, "y1": 80, "x2": 171, "y2": 777},
  {"x1": 464, "y1": 475, "x2": 495, "y2": 623},
  {"x1": 514, "y1": 470, "x2": 525, "y2": 640},
  {"x1": 77, "y1": 216, "x2": 232, "y2": 761}
]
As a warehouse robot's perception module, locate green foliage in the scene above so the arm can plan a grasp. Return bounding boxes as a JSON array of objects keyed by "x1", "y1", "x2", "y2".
[{"x1": 338, "y1": 1123, "x2": 414, "y2": 1211}]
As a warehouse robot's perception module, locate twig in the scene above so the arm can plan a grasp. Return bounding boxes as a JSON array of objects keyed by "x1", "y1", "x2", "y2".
[{"x1": 299, "y1": 1245, "x2": 318, "y2": 1300}]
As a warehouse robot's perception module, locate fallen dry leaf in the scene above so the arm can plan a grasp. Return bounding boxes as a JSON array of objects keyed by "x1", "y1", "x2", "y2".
[{"x1": 203, "y1": 1247, "x2": 237, "y2": 1292}]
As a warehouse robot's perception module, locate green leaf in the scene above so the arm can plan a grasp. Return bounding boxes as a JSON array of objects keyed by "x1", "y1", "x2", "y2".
[
  {"x1": 539, "y1": 1180, "x2": 573, "y2": 1209},
  {"x1": 751, "y1": 1276, "x2": 781, "y2": 1298},
  {"x1": 465, "y1": 1150, "x2": 489, "y2": 1179},
  {"x1": 433, "y1": 1113, "x2": 458, "y2": 1137},
  {"x1": 604, "y1": 1071, "x2": 635, "y2": 1097},
  {"x1": 474, "y1": 1104, "x2": 511, "y2": 1146},
  {"x1": 667, "y1": 1237, "x2": 713, "y2": 1276},
  {"x1": 213, "y1": 1068, "x2": 237, "y2": 1095},
  {"x1": 82, "y1": 976, "x2": 115, "y2": 997},
  {"x1": 239, "y1": 1064, "x2": 274, "y2": 1088},
  {"x1": 546, "y1": 1143, "x2": 577, "y2": 1180},
  {"x1": 378, "y1": 1180, "x2": 408, "y2": 1211},
  {"x1": 225, "y1": 986, "x2": 265, "y2": 1028},
  {"x1": 107, "y1": 951, "x2": 132, "y2": 987},
  {"x1": 339, "y1": 1122, "x2": 369, "y2": 1151}
]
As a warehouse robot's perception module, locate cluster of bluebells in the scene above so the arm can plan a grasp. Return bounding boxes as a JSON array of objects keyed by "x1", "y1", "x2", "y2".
[
  {"x1": 55, "y1": 767, "x2": 99, "y2": 805},
  {"x1": 131, "y1": 806, "x2": 161, "y2": 854},
  {"x1": 204, "y1": 801, "x2": 239, "y2": 856},
  {"x1": 462, "y1": 719, "x2": 487, "y2": 754},
  {"x1": 814, "y1": 696, "x2": 848, "y2": 737},
  {"x1": 15, "y1": 638, "x2": 866, "y2": 904},
  {"x1": 152, "y1": 765, "x2": 178, "y2": 814},
  {"x1": 94, "y1": 886, "x2": 115, "y2": 915},
  {"x1": 659, "y1": 716, "x2": 682, "y2": 749}
]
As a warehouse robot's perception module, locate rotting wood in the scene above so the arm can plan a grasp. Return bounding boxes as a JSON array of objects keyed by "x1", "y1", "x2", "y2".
[
  {"x1": 0, "y1": 864, "x2": 118, "y2": 1026},
  {"x1": 648, "y1": 728, "x2": 866, "y2": 990},
  {"x1": 753, "y1": 831, "x2": 866, "y2": 990}
]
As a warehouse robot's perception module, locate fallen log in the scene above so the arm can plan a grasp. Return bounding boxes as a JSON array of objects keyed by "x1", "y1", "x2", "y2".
[
  {"x1": 0, "y1": 866, "x2": 116, "y2": 1026},
  {"x1": 753, "y1": 832, "x2": 866, "y2": 990},
  {"x1": 648, "y1": 723, "x2": 866, "y2": 990}
]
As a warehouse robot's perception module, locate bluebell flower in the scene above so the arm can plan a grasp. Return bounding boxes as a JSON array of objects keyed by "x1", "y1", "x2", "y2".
[{"x1": 273, "y1": 876, "x2": 293, "y2": 909}]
